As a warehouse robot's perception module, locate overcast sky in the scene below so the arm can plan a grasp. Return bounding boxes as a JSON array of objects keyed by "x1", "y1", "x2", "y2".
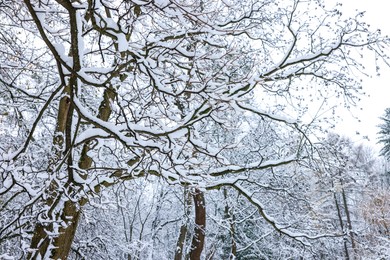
[{"x1": 328, "y1": 0, "x2": 390, "y2": 152}]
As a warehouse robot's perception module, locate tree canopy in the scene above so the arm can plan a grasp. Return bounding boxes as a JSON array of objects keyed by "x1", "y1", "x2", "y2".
[{"x1": 0, "y1": 0, "x2": 389, "y2": 259}]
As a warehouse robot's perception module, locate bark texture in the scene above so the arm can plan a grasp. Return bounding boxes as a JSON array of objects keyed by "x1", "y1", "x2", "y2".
[
  {"x1": 189, "y1": 189, "x2": 206, "y2": 260},
  {"x1": 174, "y1": 190, "x2": 192, "y2": 260},
  {"x1": 28, "y1": 84, "x2": 73, "y2": 259}
]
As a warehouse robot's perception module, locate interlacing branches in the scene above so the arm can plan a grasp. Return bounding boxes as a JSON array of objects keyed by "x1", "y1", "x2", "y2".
[{"x1": 0, "y1": 0, "x2": 389, "y2": 258}]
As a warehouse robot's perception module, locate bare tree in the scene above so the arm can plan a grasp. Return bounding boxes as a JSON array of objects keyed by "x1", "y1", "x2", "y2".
[
  {"x1": 379, "y1": 108, "x2": 390, "y2": 160},
  {"x1": 0, "y1": 0, "x2": 389, "y2": 258}
]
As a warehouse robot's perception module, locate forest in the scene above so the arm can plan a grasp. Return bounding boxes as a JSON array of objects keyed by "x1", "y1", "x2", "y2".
[{"x1": 0, "y1": 0, "x2": 389, "y2": 259}]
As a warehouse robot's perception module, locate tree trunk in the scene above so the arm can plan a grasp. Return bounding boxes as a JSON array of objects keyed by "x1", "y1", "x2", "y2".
[
  {"x1": 27, "y1": 82, "x2": 73, "y2": 259},
  {"x1": 175, "y1": 224, "x2": 189, "y2": 260},
  {"x1": 341, "y1": 187, "x2": 357, "y2": 259},
  {"x1": 189, "y1": 188, "x2": 206, "y2": 260},
  {"x1": 25, "y1": 1, "x2": 84, "y2": 257},
  {"x1": 333, "y1": 191, "x2": 350, "y2": 260},
  {"x1": 28, "y1": 86, "x2": 116, "y2": 259},
  {"x1": 174, "y1": 189, "x2": 192, "y2": 260},
  {"x1": 24, "y1": 4, "x2": 120, "y2": 258}
]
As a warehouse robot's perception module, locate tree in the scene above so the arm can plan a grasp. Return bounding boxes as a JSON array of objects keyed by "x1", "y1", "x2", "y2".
[
  {"x1": 309, "y1": 133, "x2": 390, "y2": 259},
  {"x1": 378, "y1": 108, "x2": 390, "y2": 160},
  {"x1": 0, "y1": 0, "x2": 389, "y2": 259},
  {"x1": 314, "y1": 134, "x2": 371, "y2": 259}
]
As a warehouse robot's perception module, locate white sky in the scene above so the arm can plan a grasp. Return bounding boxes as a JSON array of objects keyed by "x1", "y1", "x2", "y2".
[{"x1": 328, "y1": 0, "x2": 390, "y2": 152}]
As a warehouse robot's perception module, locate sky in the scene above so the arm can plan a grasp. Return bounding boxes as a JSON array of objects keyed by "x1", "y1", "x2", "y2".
[{"x1": 328, "y1": 0, "x2": 390, "y2": 152}]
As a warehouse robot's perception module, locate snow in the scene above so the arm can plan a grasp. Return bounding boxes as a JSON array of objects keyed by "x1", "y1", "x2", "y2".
[
  {"x1": 2, "y1": 1, "x2": 389, "y2": 258},
  {"x1": 105, "y1": 17, "x2": 119, "y2": 31},
  {"x1": 76, "y1": 11, "x2": 85, "y2": 59},
  {"x1": 73, "y1": 97, "x2": 133, "y2": 143},
  {"x1": 52, "y1": 43, "x2": 65, "y2": 56},
  {"x1": 52, "y1": 42, "x2": 73, "y2": 69},
  {"x1": 204, "y1": 176, "x2": 248, "y2": 188},
  {"x1": 0, "y1": 254, "x2": 15, "y2": 260},
  {"x1": 78, "y1": 69, "x2": 105, "y2": 85},
  {"x1": 0, "y1": 176, "x2": 12, "y2": 193},
  {"x1": 1, "y1": 146, "x2": 25, "y2": 162},
  {"x1": 75, "y1": 128, "x2": 110, "y2": 144},
  {"x1": 74, "y1": 97, "x2": 162, "y2": 149},
  {"x1": 233, "y1": 101, "x2": 297, "y2": 124},
  {"x1": 116, "y1": 32, "x2": 128, "y2": 52},
  {"x1": 168, "y1": 128, "x2": 187, "y2": 139},
  {"x1": 154, "y1": 0, "x2": 170, "y2": 8}
]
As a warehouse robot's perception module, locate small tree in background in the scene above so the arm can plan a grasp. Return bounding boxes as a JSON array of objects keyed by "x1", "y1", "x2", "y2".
[{"x1": 378, "y1": 108, "x2": 390, "y2": 160}]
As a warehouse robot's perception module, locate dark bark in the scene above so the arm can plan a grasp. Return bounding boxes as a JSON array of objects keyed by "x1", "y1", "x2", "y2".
[
  {"x1": 28, "y1": 83, "x2": 73, "y2": 259},
  {"x1": 28, "y1": 86, "x2": 115, "y2": 259},
  {"x1": 189, "y1": 188, "x2": 206, "y2": 260},
  {"x1": 24, "y1": 0, "x2": 120, "y2": 256},
  {"x1": 25, "y1": 0, "x2": 83, "y2": 257},
  {"x1": 341, "y1": 187, "x2": 357, "y2": 259},
  {"x1": 333, "y1": 191, "x2": 350, "y2": 260},
  {"x1": 175, "y1": 224, "x2": 189, "y2": 260}
]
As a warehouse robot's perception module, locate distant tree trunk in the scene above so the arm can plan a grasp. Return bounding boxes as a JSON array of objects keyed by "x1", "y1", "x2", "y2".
[
  {"x1": 341, "y1": 187, "x2": 357, "y2": 258},
  {"x1": 189, "y1": 188, "x2": 206, "y2": 260},
  {"x1": 223, "y1": 188, "x2": 236, "y2": 259},
  {"x1": 175, "y1": 224, "x2": 189, "y2": 260},
  {"x1": 333, "y1": 191, "x2": 350, "y2": 260},
  {"x1": 174, "y1": 189, "x2": 192, "y2": 260},
  {"x1": 336, "y1": 169, "x2": 357, "y2": 259}
]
